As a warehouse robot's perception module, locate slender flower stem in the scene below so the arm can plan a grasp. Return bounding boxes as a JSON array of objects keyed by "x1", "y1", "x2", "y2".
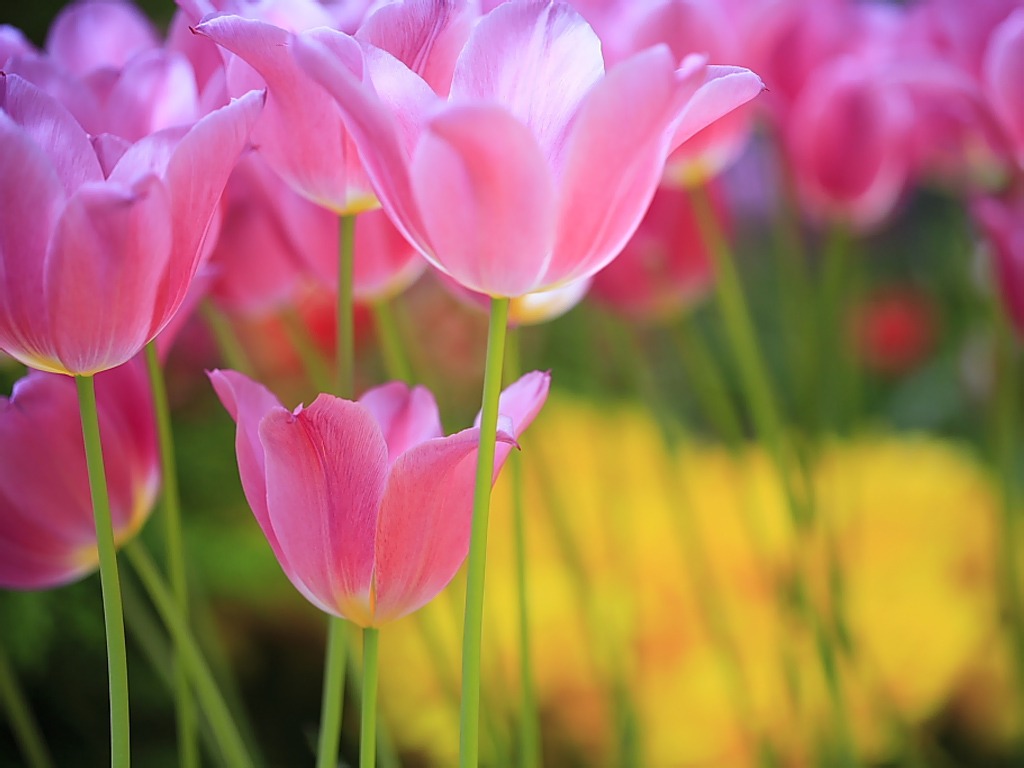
[
  {"x1": 360, "y1": 628, "x2": 380, "y2": 768},
  {"x1": 460, "y1": 297, "x2": 511, "y2": 768},
  {"x1": 144, "y1": 342, "x2": 197, "y2": 768},
  {"x1": 76, "y1": 374, "x2": 131, "y2": 768},
  {"x1": 0, "y1": 646, "x2": 53, "y2": 768},
  {"x1": 371, "y1": 298, "x2": 413, "y2": 382},
  {"x1": 123, "y1": 543, "x2": 253, "y2": 768},
  {"x1": 200, "y1": 300, "x2": 255, "y2": 376},
  {"x1": 317, "y1": 619, "x2": 348, "y2": 768},
  {"x1": 337, "y1": 215, "x2": 357, "y2": 398},
  {"x1": 504, "y1": 330, "x2": 540, "y2": 768},
  {"x1": 280, "y1": 306, "x2": 332, "y2": 393}
]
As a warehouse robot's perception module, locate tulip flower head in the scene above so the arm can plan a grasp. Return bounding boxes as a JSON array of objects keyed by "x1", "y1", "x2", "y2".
[
  {"x1": 0, "y1": 361, "x2": 159, "y2": 590},
  {"x1": 0, "y1": 73, "x2": 262, "y2": 375},
  {"x1": 210, "y1": 369, "x2": 550, "y2": 626},
  {"x1": 273, "y1": 0, "x2": 762, "y2": 298}
]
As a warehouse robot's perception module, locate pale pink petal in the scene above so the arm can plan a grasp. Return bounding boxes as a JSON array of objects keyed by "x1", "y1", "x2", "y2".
[
  {"x1": 44, "y1": 176, "x2": 173, "y2": 375},
  {"x1": 0, "y1": 25, "x2": 35, "y2": 63},
  {"x1": 292, "y1": 28, "x2": 435, "y2": 249},
  {"x1": 411, "y1": 104, "x2": 557, "y2": 296},
  {"x1": 669, "y1": 65, "x2": 765, "y2": 151},
  {"x1": 449, "y1": 0, "x2": 603, "y2": 163},
  {"x1": 371, "y1": 428, "x2": 486, "y2": 623},
  {"x1": 548, "y1": 47, "x2": 681, "y2": 287},
  {"x1": 46, "y1": 0, "x2": 159, "y2": 75},
  {"x1": 91, "y1": 133, "x2": 132, "y2": 177},
  {"x1": 259, "y1": 396, "x2": 389, "y2": 623},
  {"x1": 0, "y1": 73, "x2": 103, "y2": 194},
  {"x1": 357, "y1": 0, "x2": 474, "y2": 96},
  {"x1": 195, "y1": 15, "x2": 363, "y2": 211},
  {"x1": 358, "y1": 382, "x2": 443, "y2": 462},
  {"x1": 3, "y1": 53, "x2": 105, "y2": 135},
  {"x1": 475, "y1": 370, "x2": 551, "y2": 474},
  {"x1": 0, "y1": 112, "x2": 64, "y2": 372}
]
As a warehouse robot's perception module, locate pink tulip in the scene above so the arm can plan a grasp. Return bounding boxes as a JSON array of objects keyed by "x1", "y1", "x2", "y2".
[
  {"x1": 45, "y1": 0, "x2": 160, "y2": 77},
  {"x1": 192, "y1": 0, "x2": 473, "y2": 214},
  {"x1": 984, "y1": 9, "x2": 1024, "y2": 170},
  {"x1": 0, "y1": 361, "x2": 160, "y2": 590},
  {"x1": 591, "y1": 184, "x2": 718, "y2": 322},
  {"x1": 0, "y1": 73, "x2": 262, "y2": 376},
  {"x1": 974, "y1": 191, "x2": 1024, "y2": 334},
  {"x1": 281, "y1": 0, "x2": 762, "y2": 298},
  {"x1": 210, "y1": 368, "x2": 550, "y2": 626},
  {"x1": 436, "y1": 271, "x2": 592, "y2": 326}
]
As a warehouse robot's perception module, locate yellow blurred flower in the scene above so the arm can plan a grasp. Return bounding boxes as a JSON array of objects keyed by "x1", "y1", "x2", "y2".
[{"x1": 377, "y1": 395, "x2": 1002, "y2": 766}]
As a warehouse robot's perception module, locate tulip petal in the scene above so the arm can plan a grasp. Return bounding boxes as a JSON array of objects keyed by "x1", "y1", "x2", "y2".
[
  {"x1": 0, "y1": 112, "x2": 64, "y2": 372},
  {"x1": 45, "y1": 0, "x2": 159, "y2": 74},
  {"x1": 449, "y1": 0, "x2": 603, "y2": 164},
  {"x1": 411, "y1": 104, "x2": 557, "y2": 296},
  {"x1": 44, "y1": 176, "x2": 173, "y2": 374},
  {"x1": 105, "y1": 50, "x2": 201, "y2": 142},
  {"x1": 352, "y1": 208, "x2": 424, "y2": 300},
  {"x1": 372, "y1": 427, "x2": 491, "y2": 623},
  {"x1": 357, "y1": 0, "x2": 473, "y2": 96},
  {"x1": 669, "y1": 65, "x2": 765, "y2": 150},
  {"x1": 259, "y1": 396, "x2": 389, "y2": 624},
  {"x1": 195, "y1": 15, "x2": 361, "y2": 211},
  {"x1": 548, "y1": 47, "x2": 681, "y2": 286},
  {"x1": 0, "y1": 73, "x2": 103, "y2": 194},
  {"x1": 292, "y1": 28, "x2": 435, "y2": 250},
  {"x1": 476, "y1": 370, "x2": 552, "y2": 474},
  {"x1": 359, "y1": 382, "x2": 443, "y2": 463},
  {"x1": 985, "y1": 9, "x2": 1024, "y2": 166}
]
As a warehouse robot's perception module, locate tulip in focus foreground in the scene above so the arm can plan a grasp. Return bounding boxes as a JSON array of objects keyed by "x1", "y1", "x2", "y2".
[
  {"x1": 210, "y1": 369, "x2": 550, "y2": 626},
  {"x1": 0, "y1": 361, "x2": 159, "y2": 590}
]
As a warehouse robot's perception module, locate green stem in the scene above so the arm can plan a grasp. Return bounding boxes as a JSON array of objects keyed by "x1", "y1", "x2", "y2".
[
  {"x1": 818, "y1": 226, "x2": 852, "y2": 435},
  {"x1": 200, "y1": 300, "x2": 255, "y2": 376},
  {"x1": 280, "y1": 306, "x2": 332, "y2": 393},
  {"x1": 144, "y1": 342, "x2": 197, "y2": 768},
  {"x1": 0, "y1": 646, "x2": 53, "y2": 768},
  {"x1": 505, "y1": 331, "x2": 540, "y2": 768},
  {"x1": 123, "y1": 542, "x2": 253, "y2": 768},
  {"x1": 459, "y1": 297, "x2": 510, "y2": 768},
  {"x1": 76, "y1": 374, "x2": 131, "y2": 768},
  {"x1": 317, "y1": 618, "x2": 348, "y2": 768},
  {"x1": 337, "y1": 215, "x2": 357, "y2": 398},
  {"x1": 360, "y1": 628, "x2": 379, "y2": 768},
  {"x1": 371, "y1": 298, "x2": 413, "y2": 383}
]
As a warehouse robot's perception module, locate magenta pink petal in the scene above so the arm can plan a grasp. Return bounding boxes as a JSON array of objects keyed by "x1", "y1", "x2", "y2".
[
  {"x1": 0, "y1": 73, "x2": 103, "y2": 194},
  {"x1": 0, "y1": 112, "x2": 64, "y2": 372},
  {"x1": 449, "y1": 0, "x2": 603, "y2": 164},
  {"x1": 356, "y1": 0, "x2": 473, "y2": 96},
  {"x1": 292, "y1": 28, "x2": 435, "y2": 249},
  {"x1": 259, "y1": 396, "x2": 389, "y2": 623},
  {"x1": 548, "y1": 47, "x2": 681, "y2": 287},
  {"x1": 411, "y1": 104, "x2": 557, "y2": 296},
  {"x1": 358, "y1": 382, "x2": 443, "y2": 463},
  {"x1": 91, "y1": 133, "x2": 132, "y2": 178},
  {"x1": 352, "y1": 208, "x2": 424, "y2": 300},
  {"x1": 46, "y1": 0, "x2": 159, "y2": 74},
  {"x1": 372, "y1": 427, "x2": 488, "y2": 624},
  {"x1": 478, "y1": 370, "x2": 551, "y2": 474},
  {"x1": 44, "y1": 176, "x2": 174, "y2": 375},
  {"x1": 155, "y1": 89, "x2": 264, "y2": 328},
  {"x1": 985, "y1": 9, "x2": 1024, "y2": 165}
]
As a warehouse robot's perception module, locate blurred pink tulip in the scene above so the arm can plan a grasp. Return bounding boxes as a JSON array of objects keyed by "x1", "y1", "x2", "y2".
[
  {"x1": 210, "y1": 368, "x2": 550, "y2": 626},
  {"x1": 591, "y1": 184, "x2": 718, "y2": 322},
  {"x1": 193, "y1": 0, "x2": 473, "y2": 214},
  {"x1": 0, "y1": 361, "x2": 159, "y2": 590},
  {"x1": 45, "y1": 0, "x2": 160, "y2": 77},
  {"x1": 0, "y1": 73, "x2": 262, "y2": 375},
  {"x1": 984, "y1": 9, "x2": 1024, "y2": 170},
  {"x1": 286, "y1": 0, "x2": 762, "y2": 298},
  {"x1": 974, "y1": 191, "x2": 1024, "y2": 334}
]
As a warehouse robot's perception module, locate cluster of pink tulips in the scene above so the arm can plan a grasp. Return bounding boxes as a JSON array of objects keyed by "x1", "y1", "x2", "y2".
[{"x1": 3, "y1": 0, "x2": 1024, "y2": 765}]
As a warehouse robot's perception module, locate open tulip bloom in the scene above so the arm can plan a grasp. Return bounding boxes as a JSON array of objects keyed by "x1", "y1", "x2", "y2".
[{"x1": 210, "y1": 368, "x2": 550, "y2": 626}]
